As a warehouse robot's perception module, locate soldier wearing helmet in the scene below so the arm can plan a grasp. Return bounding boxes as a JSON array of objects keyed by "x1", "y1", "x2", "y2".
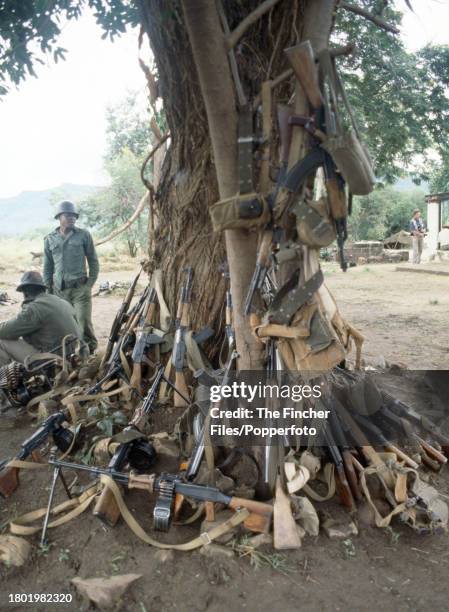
[
  {"x1": 43, "y1": 201, "x2": 99, "y2": 353},
  {"x1": 0, "y1": 271, "x2": 82, "y2": 367}
]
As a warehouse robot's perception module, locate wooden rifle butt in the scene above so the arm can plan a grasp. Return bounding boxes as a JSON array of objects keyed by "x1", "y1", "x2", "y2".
[
  {"x1": 129, "y1": 363, "x2": 142, "y2": 393},
  {"x1": 384, "y1": 444, "x2": 419, "y2": 470},
  {"x1": 174, "y1": 371, "x2": 190, "y2": 407},
  {"x1": 342, "y1": 450, "x2": 362, "y2": 501},
  {"x1": 0, "y1": 467, "x2": 20, "y2": 498},
  {"x1": 243, "y1": 512, "x2": 271, "y2": 534},
  {"x1": 93, "y1": 486, "x2": 122, "y2": 527},
  {"x1": 335, "y1": 468, "x2": 356, "y2": 512},
  {"x1": 326, "y1": 178, "x2": 347, "y2": 220},
  {"x1": 284, "y1": 41, "x2": 323, "y2": 109},
  {"x1": 415, "y1": 436, "x2": 447, "y2": 465}
]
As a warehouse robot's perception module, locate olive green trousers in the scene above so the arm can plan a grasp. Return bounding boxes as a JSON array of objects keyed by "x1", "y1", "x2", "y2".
[{"x1": 55, "y1": 285, "x2": 97, "y2": 352}]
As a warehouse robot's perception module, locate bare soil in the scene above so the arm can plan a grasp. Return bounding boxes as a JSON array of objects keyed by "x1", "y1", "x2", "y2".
[{"x1": 0, "y1": 264, "x2": 448, "y2": 612}]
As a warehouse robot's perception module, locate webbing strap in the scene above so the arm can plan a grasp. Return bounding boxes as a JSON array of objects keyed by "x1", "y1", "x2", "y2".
[
  {"x1": 9, "y1": 484, "x2": 100, "y2": 536},
  {"x1": 99, "y1": 476, "x2": 248, "y2": 550},
  {"x1": 60, "y1": 385, "x2": 129, "y2": 404},
  {"x1": 302, "y1": 462, "x2": 336, "y2": 502}
]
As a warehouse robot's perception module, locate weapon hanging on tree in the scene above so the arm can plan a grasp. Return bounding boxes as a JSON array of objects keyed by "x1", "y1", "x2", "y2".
[{"x1": 171, "y1": 267, "x2": 194, "y2": 407}]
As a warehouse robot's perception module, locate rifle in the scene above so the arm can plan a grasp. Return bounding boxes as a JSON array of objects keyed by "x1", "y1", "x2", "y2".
[
  {"x1": 130, "y1": 288, "x2": 166, "y2": 392},
  {"x1": 172, "y1": 267, "x2": 194, "y2": 407},
  {"x1": 381, "y1": 391, "x2": 449, "y2": 458},
  {"x1": 284, "y1": 41, "x2": 323, "y2": 109},
  {"x1": 101, "y1": 268, "x2": 142, "y2": 367},
  {"x1": 87, "y1": 288, "x2": 151, "y2": 395},
  {"x1": 322, "y1": 422, "x2": 356, "y2": 512},
  {"x1": 327, "y1": 405, "x2": 362, "y2": 501},
  {"x1": 49, "y1": 456, "x2": 272, "y2": 535},
  {"x1": 0, "y1": 410, "x2": 74, "y2": 497},
  {"x1": 244, "y1": 230, "x2": 273, "y2": 316}
]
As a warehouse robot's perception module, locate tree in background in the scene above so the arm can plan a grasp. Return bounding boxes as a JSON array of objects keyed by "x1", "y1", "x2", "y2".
[
  {"x1": 350, "y1": 188, "x2": 424, "y2": 241},
  {"x1": 80, "y1": 147, "x2": 147, "y2": 257}
]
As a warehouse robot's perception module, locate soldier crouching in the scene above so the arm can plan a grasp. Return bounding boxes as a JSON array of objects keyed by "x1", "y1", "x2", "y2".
[{"x1": 0, "y1": 271, "x2": 82, "y2": 368}]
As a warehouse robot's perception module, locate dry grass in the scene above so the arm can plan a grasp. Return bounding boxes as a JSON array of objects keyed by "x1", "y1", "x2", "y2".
[{"x1": 0, "y1": 238, "x2": 142, "y2": 274}]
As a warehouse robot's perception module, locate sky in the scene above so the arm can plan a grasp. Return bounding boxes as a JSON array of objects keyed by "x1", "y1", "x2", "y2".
[{"x1": 0, "y1": 2, "x2": 448, "y2": 199}]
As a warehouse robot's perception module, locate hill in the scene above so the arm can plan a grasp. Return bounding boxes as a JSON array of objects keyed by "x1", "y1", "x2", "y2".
[{"x1": 0, "y1": 183, "x2": 99, "y2": 236}]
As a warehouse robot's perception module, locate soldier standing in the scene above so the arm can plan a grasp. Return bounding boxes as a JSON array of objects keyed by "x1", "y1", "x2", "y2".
[
  {"x1": 409, "y1": 208, "x2": 426, "y2": 264},
  {"x1": 0, "y1": 271, "x2": 82, "y2": 367},
  {"x1": 43, "y1": 201, "x2": 99, "y2": 353}
]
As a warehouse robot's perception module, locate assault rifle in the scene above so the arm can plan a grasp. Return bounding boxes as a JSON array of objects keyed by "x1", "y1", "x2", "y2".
[
  {"x1": 130, "y1": 288, "x2": 166, "y2": 392},
  {"x1": 381, "y1": 391, "x2": 449, "y2": 458},
  {"x1": 48, "y1": 456, "x2": 273, "y2": 536},
  {"x1": 0, "y1": 410, "x2": 74, "y2": 497},
  {"x1": 172, "y1": 267, "x2": 194, "y2": 407},
  {"x1": 88, "y1": 287, "x2": 150, "y2": 395},
  {"x1": 101, "y1": 268, "x2": 143, "y2": 367}
]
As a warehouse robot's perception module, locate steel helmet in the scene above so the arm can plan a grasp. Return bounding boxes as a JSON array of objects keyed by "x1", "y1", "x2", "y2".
[
  {"x1": 16, "y1": 271, "x2": 47, "y2": 293},
  {"x1": 54, "y1": 200, "x2": 79, "y2": 219}
]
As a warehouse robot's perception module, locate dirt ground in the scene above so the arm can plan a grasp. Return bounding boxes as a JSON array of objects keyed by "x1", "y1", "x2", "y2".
[{"x1": 0, "y1": 263, "x2": 448, "y2": 611}]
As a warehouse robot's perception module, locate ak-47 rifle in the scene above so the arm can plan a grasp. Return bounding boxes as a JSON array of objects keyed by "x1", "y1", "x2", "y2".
[
  {"x1": 101, "y1": 267, "x2": 143, "y2": 367},
  {"x1": 130, "y1": 288, "x2": 166, "y2": 393},
  {"x1": 321, "y1": 419, "x2": 356, "y2": 512},
  {"x1": 49, "y1": 456, "x2": 273, "y2": 535},
  {"x1": 88, "y1": 287, "x2": 150, "y2": 396},
  {"x1": 381, "y1": 391, "x2": 449, "y2": 459},
  {"x1": 0, "y1": 409, "x2": 74, "y2": 497},
  {"x1": 171, "y1": 267, "x2": 194, "y2": 407},
  {"x1": 326, "y1": 405, "x2": 362, "y2": 502}
]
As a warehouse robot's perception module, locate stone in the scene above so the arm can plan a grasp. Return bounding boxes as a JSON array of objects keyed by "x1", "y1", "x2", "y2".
[
  {"x1": 154, "y1": 549, "x2": 174, "y2": 564},
  {"x1": 322, "y1": 517, "x2": 358, "y2": 539},
  {"x1": 200, "y1": 543, "x2": 234, "y2": 559}
]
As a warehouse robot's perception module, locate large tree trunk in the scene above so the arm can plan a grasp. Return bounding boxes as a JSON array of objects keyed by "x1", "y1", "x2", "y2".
[{"x1": 138, "y1": 0, "x2": 336, "y2": 367}]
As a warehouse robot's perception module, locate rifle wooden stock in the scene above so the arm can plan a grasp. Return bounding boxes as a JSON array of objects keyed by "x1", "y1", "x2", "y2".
[
  {"x1": 277, "y1": 104, "x2": 294, "y2": 164},
  {"x1": 273, "y1": 477, "x2": 301, "y2": 549},
  {"x1": 335, "y1": 465, "x2": 356, "y2": 512},
  {"x1": 93, "y1": 485, "x2": 121, "y2": 526},
  {"x1": 284, "y1": 41, "x2": 323, "y2": 109},
  {"x1": 384, "y1": 444, "x2": 419, "y2": 470},
  {"x1": 129, "y1": 363, "x2": 142, "y2": 392},
  {"x1": 342, "y1": 449, "x2": 362, "y2": 501},
  {"x1": 174, "y1": 371, "x2": 189, "y2": 408},
  {"x1": 0, "y1": 466, "x2": 20, "y2": 498},
  {"x1": 415, "y1": 436, "x2": 447, "y2": 465}
]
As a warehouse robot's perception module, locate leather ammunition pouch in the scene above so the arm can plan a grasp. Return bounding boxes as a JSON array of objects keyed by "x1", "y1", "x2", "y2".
[
  {"x1": 318, "y1": 50, "x2": 375, "y2": 196},
  {"x1": 321, "y1": 130, "x2": 375, "y2": 197},
  {"x1": 209, "y1": 193, "x2": 270, "y2": 232}
]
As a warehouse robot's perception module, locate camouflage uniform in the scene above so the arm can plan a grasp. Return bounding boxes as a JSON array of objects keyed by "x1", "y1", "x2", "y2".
[
  {"x1": 0, "y1": 293, "x2": 82, "y2": 367},
  {"x1": 43, "y1": 226, "x2": 99, "y2": 352}
]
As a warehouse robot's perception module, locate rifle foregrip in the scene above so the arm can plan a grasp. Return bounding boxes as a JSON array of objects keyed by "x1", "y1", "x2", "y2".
[
  {"x1": 93, "y1": 486, "x2": 121, "y2": 527},
  {"x1": 0, "y1": 467, "x2": 20, "y2": 498}
]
